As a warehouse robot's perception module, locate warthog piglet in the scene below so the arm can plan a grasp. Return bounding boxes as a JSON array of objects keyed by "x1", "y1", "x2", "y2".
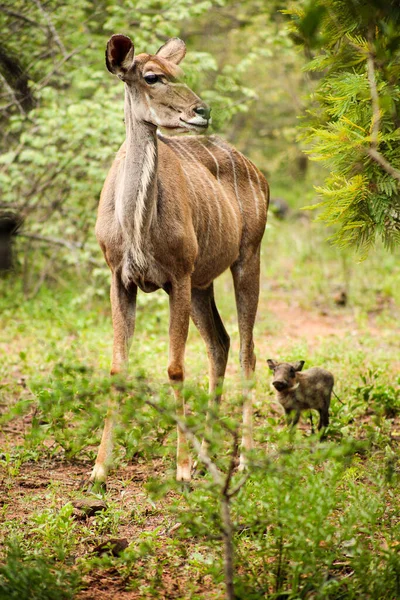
[{"x1": 267, "y1": 359, "x2": 334, "y2": 432}]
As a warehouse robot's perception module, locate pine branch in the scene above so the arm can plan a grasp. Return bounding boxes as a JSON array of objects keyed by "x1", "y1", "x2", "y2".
[{"x1": 366, "y1": 40, "x2": 400, "y2": 183}]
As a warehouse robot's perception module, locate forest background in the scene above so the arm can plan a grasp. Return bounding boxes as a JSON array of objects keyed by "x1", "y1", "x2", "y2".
[{"x1": 0, "y1": 1, "x2": 399, "y2": 599}]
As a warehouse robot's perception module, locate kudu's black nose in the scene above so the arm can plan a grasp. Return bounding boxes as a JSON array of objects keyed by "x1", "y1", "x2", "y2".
[{"x1": 193, "y1": 105, "x2": 211, "y2": 120}]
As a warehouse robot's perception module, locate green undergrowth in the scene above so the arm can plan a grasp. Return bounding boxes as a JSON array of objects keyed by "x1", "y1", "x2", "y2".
[{"x1": 0, "y1": 218, "x2": 399, "y2": 598}]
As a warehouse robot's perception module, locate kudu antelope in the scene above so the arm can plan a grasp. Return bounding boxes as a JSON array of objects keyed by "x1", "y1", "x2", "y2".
[{"x1": 91, "y1": 34, "x2": 269, "y2": 486}]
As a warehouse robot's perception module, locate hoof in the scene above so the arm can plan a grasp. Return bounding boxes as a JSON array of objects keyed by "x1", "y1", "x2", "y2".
[
  {"x1": 80, "y1": 464, "x2": 108, "y2": 493},
  {"x1": 78, "y1": 476, "x2": 107, "y2": 494},
  {"x1": 90, "y1": 480, "x2": 107, "y2": 495},
  {"x1": 178, "y1": 480, "x2": 193, "y2": 493}
]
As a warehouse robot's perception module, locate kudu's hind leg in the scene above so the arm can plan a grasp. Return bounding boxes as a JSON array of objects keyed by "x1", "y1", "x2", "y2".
[
  {"x1": 191, "y1": 284, "x2": 230, "y2": 452},
  {"x1": 90, "y1": 275, "x2": 137, "y2": 486},
  {"x1": 231, "y1": 249, "x2": 261, "y2": 470}
]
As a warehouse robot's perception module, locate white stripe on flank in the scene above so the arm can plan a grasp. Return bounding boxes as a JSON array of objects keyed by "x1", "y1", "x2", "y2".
[
  {"x1": 197, "y1": 138, "x2": 220, "y2": 179},
  {"x1": 163, "y1": 135, "x2": 197, "y2": 213},
  {"x1": 190, "y1": 144, "x2": 222, "y2": 245},
  {"x1": 159, "y1": 136, "x2": 199, "y2": 208},
  {"x1": 171, "y1": 140, "x2": 213, "y2": 251},
  {"x1": 241, "y1": 155, "x2": 259, "y2": 219},
  {"x1": 250, "y1": 162, "x2": 266, "y2": 218},
  {"x1": 168, "y1": 142, "x2": 200, "y2": 231},
  {"x1": 208, "y1": 138, "x2": 243, "y2": 215},
  {"x1": 196, "y1": 138, "x2": 240, "y2": 232}
]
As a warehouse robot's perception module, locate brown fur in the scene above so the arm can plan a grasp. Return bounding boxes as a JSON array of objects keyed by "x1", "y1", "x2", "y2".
[
  {"x1": 267, "y1": 360, "x2": 333, "y2": 432},
  {"x1": 90, "y1": 35, "x2": 269, "y2": 485}
]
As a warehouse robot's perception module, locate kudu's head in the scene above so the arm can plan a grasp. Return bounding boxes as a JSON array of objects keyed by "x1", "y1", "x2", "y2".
[
  {"x1": 267, "y1": 359, "x2": 305, "y2": 392},
  {"x1": 106, "y1": 34, "x2": 211, "y2": 133}
]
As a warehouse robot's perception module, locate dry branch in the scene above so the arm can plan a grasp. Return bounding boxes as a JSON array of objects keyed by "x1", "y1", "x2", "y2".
[
  {"x1": 367, "y1": 148, "x2": 400, "y2": 184},
  {"x1": 18, "y1": 232, "x2": 83, "y2": 251},
  {"x1": 145, "y1": 397, "x2": 223, "y2": 485},
  {"x1": 32, "y1": 0, "x2": 68, "y2": 58},
  {"x1": 17, "y1": 232, "x2": 102, "y2": 267},
  {"x1": 0, "y1": 72, "x2": 25, "y2": 115},
  {"x1": 0, "y1": 4, "x2": 45, "y2": 28},
  {"x1": 33, "y1": 46, "x2": 87, "y2": 92}
]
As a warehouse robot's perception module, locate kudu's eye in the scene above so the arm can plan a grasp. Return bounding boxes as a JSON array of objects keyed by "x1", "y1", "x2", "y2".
[
  {"x1": 144, "y1": 73, "x2": 159, "y2": 84},
  {"x1": 290, "y1": 368, "x2": 295, "y2": 377}
]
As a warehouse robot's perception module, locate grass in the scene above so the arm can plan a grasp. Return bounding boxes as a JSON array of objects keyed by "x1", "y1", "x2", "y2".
[{"x1": 0, "y1": 212, "x2": 399, "y2": 598}]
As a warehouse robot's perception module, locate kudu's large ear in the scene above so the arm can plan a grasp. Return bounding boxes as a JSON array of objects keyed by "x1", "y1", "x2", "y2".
[
  {"x1": 293, "y1": 360, "x2": 305, "y2": 372},
  {"x1": 267, "y1": 359, "x2": 277, "y2": 371},
  {"x1": 156, "y1": 38, "x2": 186, "y2": 64},
  {"x1": 106, "y1": 34, "x2": 135, "y2": 77}
]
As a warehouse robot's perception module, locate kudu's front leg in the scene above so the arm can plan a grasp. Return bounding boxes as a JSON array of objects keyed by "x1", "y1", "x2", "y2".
[
  {"x1": 90, "y1": 274, "x2": 137, "y2": 486},
  {"x1": 168, "y1": 278, "x2": 191, "y2": 482}
]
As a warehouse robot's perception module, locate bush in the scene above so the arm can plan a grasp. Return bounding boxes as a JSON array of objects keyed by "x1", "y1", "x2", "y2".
[{"x1": 0, "y1": 542, "x2": 80, "y2": 600}]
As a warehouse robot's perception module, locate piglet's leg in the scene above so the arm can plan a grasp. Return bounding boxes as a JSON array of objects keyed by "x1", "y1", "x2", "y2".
[
  {"x1": 318, "y1": 408, "x2": 329, "y2": 441},
  {"x1": 285, "y1": 408, "x2": 300, "y2": 429}
]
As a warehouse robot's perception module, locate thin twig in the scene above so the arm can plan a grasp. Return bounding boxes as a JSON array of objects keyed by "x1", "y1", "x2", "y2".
[
  {"x1": 367, "y1": 148, "x2": 400, "y2": 183},
  {"x1": 221, "y1": 494, "x2": 235, "y2": 600},
  {"x1": 227, "y1": 473, "x2": 250, "y2": 498},
  {"x1": 18, "y1": 232, "x2": 83, "y2": 251},
  {"x1": 32, "y1": 0, "x2": 68, "y2": 58},
  {"x1": 0, "y1": 4, "x2": 45, "y2": 27},
  {"x1": 145, "y1": 396, "x2": 251, "y2": 600},
  {"x1": 33, "y1": 46, "x2": 87, "y2": 92},
  {"x1": 0, "y1": 101, "x2": 18, "y2": 112},
  {"x1": 20, "y1": 156, "x2": 75, "y2": 213},
  {"x1": 16, "y1": 232, "x2": 102, "y2": 267},
  {"x1": 0, "y1": 72, "x2": 25, "y2": 115},
  {"x1": 145, "y1": 397, "x2": 224, "y2": 485},
  {"x1": 222, "y1": 429, "x2": 239, "y2": 496},
  {"x1": 26, "y1": 255, "x2": 56, "y2": 299}
]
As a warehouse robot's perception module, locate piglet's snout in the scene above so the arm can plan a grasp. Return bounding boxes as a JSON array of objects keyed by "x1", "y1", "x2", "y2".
[{"x1": 273, "y1": 380, "x2": 288, "y2": 392}]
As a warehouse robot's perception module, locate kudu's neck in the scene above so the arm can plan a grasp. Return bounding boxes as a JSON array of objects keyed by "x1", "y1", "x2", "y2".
[{"x1": 116, "y1": 87, "x2": 158, "y2": 278}]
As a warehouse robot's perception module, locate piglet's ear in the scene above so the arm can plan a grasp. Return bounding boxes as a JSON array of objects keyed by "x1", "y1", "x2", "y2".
[
  {"x1": 156, "y1": 37, "x2": 186, "y2": 64},
  {"x1": 293, "y1": 360, "x2": 305, "y2": 372},
  {"x1": 106, "y1": 34, "x2": 135, "y2": 77},
  {"x1": 267, "y1": 359, "x2": 277, "y2": 371}
]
